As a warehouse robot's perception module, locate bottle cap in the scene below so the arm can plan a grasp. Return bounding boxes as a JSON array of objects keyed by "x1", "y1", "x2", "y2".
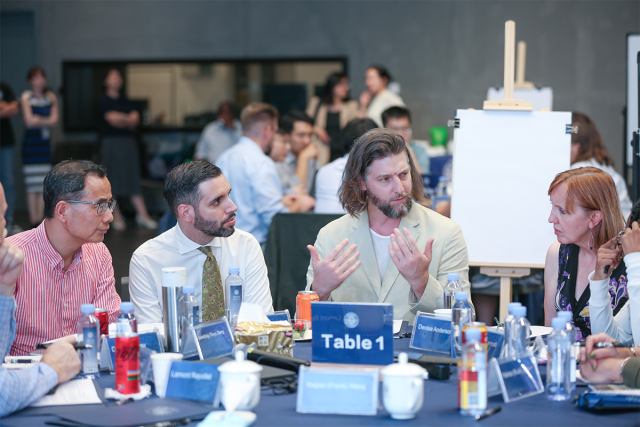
[
  {"x1": 557, "y1": 311, "x2": 572, "y2": 321},
  {"x1": 508, "y1": 302, "x2": 522, "y2": 314},
  {"x1": 454, "y1": 291, "x2": 468, "y2": 301},
  {"x1": 513, "y1": 306, "x2": 527, "y2": 317},
  {"x1": 229, "y1": 266, "x2": 240, "y2": 275},
  {"x1": 465, "y1": 327, "x2": 481, "y2": 342},
  {"x1": 183, "y1": 286, "x2": 195, "y2": 295},
  {"x1": 552, "y1": 317, "x2": 567, "y2": 330},
  {"x1": 447, "y1": 273, "x2": 459, "y2": 281},
  {"x1": 81, "y1": 304, "x2": 95, "y2": 314},
  {"x1": 121, "y1": 302, "x2": 134, "y2": 312}
]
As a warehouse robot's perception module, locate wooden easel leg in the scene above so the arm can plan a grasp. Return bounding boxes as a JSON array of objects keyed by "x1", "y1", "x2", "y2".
[{"x1": 499, "y1": 277, "x2": 513, "y2": 322}]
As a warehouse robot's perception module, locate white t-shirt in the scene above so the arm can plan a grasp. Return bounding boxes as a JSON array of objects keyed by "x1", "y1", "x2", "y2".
[{"x1": 369, "y1": 228, "x2": 392, "y2": 280}]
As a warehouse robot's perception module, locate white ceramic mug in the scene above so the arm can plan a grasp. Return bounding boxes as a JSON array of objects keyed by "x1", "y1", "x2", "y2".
[
  {"x1": 151, "y1": 352, "x2": 183, "y2": 398},
  {"x1": 217, "y1": 351, "x2": 263, "y2": 412},
  {"x1": 381, "y1": 353, "x2": 427, "y2": 419}
]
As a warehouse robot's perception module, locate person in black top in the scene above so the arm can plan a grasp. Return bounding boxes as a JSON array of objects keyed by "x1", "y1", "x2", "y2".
[
  {"x1": 97, "y1": 69, "x2": 157, "y2": 231},
  {"x1": 0, "y1": 82, "x2": 19, "y2": 233}
]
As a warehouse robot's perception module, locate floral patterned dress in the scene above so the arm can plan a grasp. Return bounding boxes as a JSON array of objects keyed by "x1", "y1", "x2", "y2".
[{"x1": 555, "y1": 244, "x2": 628, "y2": 341}]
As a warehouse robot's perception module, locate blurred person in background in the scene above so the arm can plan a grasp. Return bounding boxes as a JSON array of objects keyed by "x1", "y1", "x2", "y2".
[
  {"x1": 314, "y1": 118, "x2": 377, "y2": 214},
  {"x1": 571, "y1": 112, "x2": 631, "y2": 219},
  {"x1": 98, "y1": 68, "x2": 157, "y2": 231},
  {"x1": 382, "y1": 106, "x2": 429, "y2": 175},
  {"x1": 0, "y1": 81, "x2": 20, "y2": 235},
  {"x1": 276, "y1": 111, "x2": 318, "y2": 195},
  {"x1": 21, "y1": 67, "x2": 58, "y2": 227},
  {"x1": 306, "y1": 72, "x2": 359, "y2": 164},
  {"x1": 359, "y1": 65, "x2": 404, "y2": 127},
  {"x1": 194, "y1": 101, "x2": 242, "y2": 165}
]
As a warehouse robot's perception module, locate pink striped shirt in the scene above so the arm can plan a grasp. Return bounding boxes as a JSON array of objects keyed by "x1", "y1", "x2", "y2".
[{"x1": 7, "y1": 223, "x2": 121, "y2": 355}]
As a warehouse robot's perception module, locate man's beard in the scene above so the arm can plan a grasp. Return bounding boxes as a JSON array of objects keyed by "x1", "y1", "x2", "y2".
[
  {"x1": 368, "y1": 190, "x2": 412, "y2": 219},
  {"x1": 194, "y1": 210, "x2": 235, "y2": 238}
]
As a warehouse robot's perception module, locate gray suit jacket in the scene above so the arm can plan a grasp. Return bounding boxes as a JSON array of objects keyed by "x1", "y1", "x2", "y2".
[{"x1": 306, "y1": 201, "x2": 470, "y2": 322}]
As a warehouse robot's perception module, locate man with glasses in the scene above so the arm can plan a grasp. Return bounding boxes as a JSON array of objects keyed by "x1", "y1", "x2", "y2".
[
  {"x1": 381, "y1": 106, "x2": 430, "y2": 175},
  {"x1": 7, "y1": 160, "x2": 121, "y2": 355}
]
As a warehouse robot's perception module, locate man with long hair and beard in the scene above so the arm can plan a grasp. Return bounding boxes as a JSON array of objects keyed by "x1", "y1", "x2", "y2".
[
  {"x1": 305, "y1": 129, "x2": 470, "y2": 322},
  {"x1": 129, "y1": 160, "x2": 273, "y2": 324}
]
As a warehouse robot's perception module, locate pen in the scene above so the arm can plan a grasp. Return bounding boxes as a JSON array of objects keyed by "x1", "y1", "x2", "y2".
[
  {"x1": 475, "y1": 406, "x2": 501, "y2": 421},
  {"x1": 107, "y1": 397, "x2": 134, "y2": 407},
  {"x1": 35, "y1": 343, "x2": 92, "y2": 350}
]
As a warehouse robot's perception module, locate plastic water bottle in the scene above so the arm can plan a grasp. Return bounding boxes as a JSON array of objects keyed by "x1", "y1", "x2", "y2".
[
  {"x1": 509, "y1": 306, "x2": 530, "y2": 358},
  {"x1": 502, "y1": 302, "x2": 522, "y2": 358},
  {"x1": 436, "y1": 176, "x2": 448, "y2": 198},
  {"x1": 443, "y1": 273, "x2": 462, "y2": 309},
  {"x1": 225, "y1": 267, "x2": 243, "y2": 320},
  {"x1": 117, "y1": 302, "x2": 138, "y2": 334},
  {"x1": 546, "y1": 317, "x2": 571, "y2": 401},
  {"x1": 452, "y1": 292, "x2": 473, "y2": 357},
  {"x1": 179, "y1": 286, "x2": 200, "y2": 337},
  {"x1": 459, "y1": 328, "x2": 487, "y2": 416},
  {"x1": 557, "y1": 311, "x2": 577, "y2": 391},
  {"x1": 77, "y1": 304, "x2": 100, "y2": 375}
]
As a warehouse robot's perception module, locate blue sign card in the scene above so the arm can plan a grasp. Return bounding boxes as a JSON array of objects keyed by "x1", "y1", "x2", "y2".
[
  {"x1": 106, "y1": 332, "x2": 164, "y2": 371},
  {"x1": 267, "y1": 309, "x2": 291, "y2": 322},
  {"x1": 181, "y1": 317, "x2": 234, "y2": 360},
  {"x1": 490, "y1": 355, "x2": 544, "y2": 403},
  {"x1": 487, "y1": 330, "x2": 505, "y2": 360},
  {"x1": 296, "y1": 366, "x2": 379, "y2": 415},
  {"x1": 410, "y1": 312, "x2": 454, "y2": 357},
  {"x1": 165, "y1": 361, "x2": 220, "y2": 402},
  {"x1": 311, "y1": 302, "x2": 393, "y2": 365}
]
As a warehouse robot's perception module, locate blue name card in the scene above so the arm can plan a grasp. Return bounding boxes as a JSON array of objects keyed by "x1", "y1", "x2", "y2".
[
  {"x1": 266, "y1": 309, "x2": 291, "y2": 322},
  {"x1": 165, "y1": 361, "x2": 220, "y2": 402},
  {"x1": 311, "y1": 302, "x2": 393, "y2": 365},
  {"x1": 410, "y1": 312, "x2": 454, "y2": 357},
  {"x1": 487, "y1": 330, "x2": 505, "y2": 360},
  {"x1": 296, "y1": 366, "x2": 379, "y2": 415},
  {"x1": 490, "y1": 355, "x2": 544, "y2": 403},
  {"x1": 181, "y1": 317, "x2": 234, "y2": 360},
  {"x1": 105, "y1": 332, "x2": 163, "y2": 371}
]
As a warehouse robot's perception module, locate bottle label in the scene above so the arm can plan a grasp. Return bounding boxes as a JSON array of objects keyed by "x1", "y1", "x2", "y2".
[
  {"x1": 229, "y1": 285, "x2": 242, "y2": 317},
  {"x1": 81, "y1": 326, "x2": 99, "y2": 373},
  {"x1": 459, "y1": 351, "x2": 487, "y2": 410},
  {"x1": 192, "y1": 306, "x2": 200, "y2": 326},
  {"x1": 570, "y1": 357, "x2": 576, "y2": 383}
]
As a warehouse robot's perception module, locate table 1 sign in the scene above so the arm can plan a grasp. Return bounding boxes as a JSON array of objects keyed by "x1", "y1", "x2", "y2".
[
  {"x1": 311, "y1": 302, "x2": 393, "y2": 365},
  {"x1": 296, "y1": 366, "x2": 379, "y2": 415}
]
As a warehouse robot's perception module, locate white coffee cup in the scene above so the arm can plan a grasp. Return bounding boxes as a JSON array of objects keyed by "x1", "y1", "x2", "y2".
[
  {"x1": 434, "y1": 309, "x2": 453, "y2": 320},
  {"x1": 217, "y1": 351, "x2": 263, "y2": 412},
  {"x1": 151, "y1": 352, "x2": 183, "y2": 398},
  {"x1": 381, "y1": 352, "x2": 428, "y2": 419}
]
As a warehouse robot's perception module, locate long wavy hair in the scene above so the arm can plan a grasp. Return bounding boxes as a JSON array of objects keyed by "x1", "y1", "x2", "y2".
[
  {"x1": 572, "y1": 112, "x2": 613, "y2": 166},
  {"x1": 548, "y1": 167, "x2": 624, "y2": 248},
  {"x1": 338, "y1": 128, "x2": 425, "y2": 217}
]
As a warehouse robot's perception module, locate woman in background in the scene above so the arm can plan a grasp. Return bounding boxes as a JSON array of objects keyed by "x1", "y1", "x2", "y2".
[
  {"x1": 544, "y1": 167, "x2": 627, "y2": 340},
  {"x1": 98, "y1": 68, "x2": 156, "y2": 231},
  {"x1": 21, "y1": 67, "x2": 58, "y2": 227},
  {"x1": 306, "y1": 72, "x2": 359, "y2": 164},
  {"x1": 358, "y1": 65, "x2": 404, "y2": 127},
  {"x1": 571, "y1": 112, "x2": 632, "y2": 218}
]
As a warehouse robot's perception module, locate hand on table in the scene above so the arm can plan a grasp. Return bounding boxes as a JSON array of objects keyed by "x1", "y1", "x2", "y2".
[
  {"x1": 389, "y1": 228, "x2": 434, "y2": 299},
  {"x1": 579, "y1": 356, "x2": 624, "y2": 384},
  {"x1": 578, "y1": 332, "x2": 634, "y2": 368},
  {"x1": 593, "y1": 236, "x2": 621, "y2": 281},
  {"x1": 308, "y1": 239, "x2": 360, "y2": 301},
  {"x1": 620, "y1": 221, "x2": 640, "y2": 255},
  {"x1": 41, "y1": 337, "x2": 81, "y2": 385}
]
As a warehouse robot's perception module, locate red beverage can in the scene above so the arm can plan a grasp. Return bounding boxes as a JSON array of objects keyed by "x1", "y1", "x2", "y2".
[
  {"x1": 115, "y1": 333, "x2": 140, "y2": 394},
  {"x1": 462, "y1": 322, "x2": 488, "y2": 353},
  {"x1": 94, "y1": 309, "x2": 108, "y2": 336},
  {"x1": 296, "y1": 291, "x2": 319, "y2": 327}
]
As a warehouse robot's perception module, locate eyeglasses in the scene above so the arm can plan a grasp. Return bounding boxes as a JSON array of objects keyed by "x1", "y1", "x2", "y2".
[{"x1": 65, "y1": 200, "x2": 116, "y2": 215}]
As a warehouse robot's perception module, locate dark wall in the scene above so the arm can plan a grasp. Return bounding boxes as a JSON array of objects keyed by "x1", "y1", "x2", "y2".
[{"x1": 2, "y1": 0, "x2": 638, "y2": 174}]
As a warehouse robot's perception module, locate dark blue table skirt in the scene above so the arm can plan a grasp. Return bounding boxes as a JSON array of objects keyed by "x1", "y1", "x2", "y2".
[{"x1": 4, "y1": 338, "x2": 638, "y2": 426}]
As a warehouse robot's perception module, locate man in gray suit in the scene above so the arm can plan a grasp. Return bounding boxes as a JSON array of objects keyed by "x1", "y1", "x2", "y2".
[{"x1": 305, "y1": 128, "x2": 469, "y2": 321}]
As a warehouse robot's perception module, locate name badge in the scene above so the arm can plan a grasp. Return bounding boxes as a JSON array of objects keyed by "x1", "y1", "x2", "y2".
[
  {"x1": 410, "y1": 312, "x2": 454, "y2": 357},
  {"x1": 296, "y1": 366, "x2": 379, "y2": 416},
  {"x1": 165, "y1": 361, "x2": 220, "y2": 402},
  {"x1": 311, "y1": 302, "x2": 393, "y2": 365},
  {"x1": 181, "y1": 317, "x2": 234, "y2": 360},
  {"x1": 489, "y1": 355, "x2": 544, "y2": 402},
  {"x1": 105, "y1": 333, "x2": 164, "y2": 371}
]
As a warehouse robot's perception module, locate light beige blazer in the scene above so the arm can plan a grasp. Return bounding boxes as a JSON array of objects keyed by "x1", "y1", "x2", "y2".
[{"x1": 306, "y1": 201, "x2": 470, "y2": 322}]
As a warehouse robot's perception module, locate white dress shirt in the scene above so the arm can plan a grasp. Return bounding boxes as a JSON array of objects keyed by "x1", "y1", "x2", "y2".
[
  {"x1": 314, "y1": 154, "x2": 348, "y2": 214},
  {"x1": 194, "y1": 119, "x2": 242, "y2": 164},
  {"x1": 589, "y1": 252, "x2": 640, "y2": 345},
  {"x1": 129, "y1": 224, "x2": 274, "y2": 324}
]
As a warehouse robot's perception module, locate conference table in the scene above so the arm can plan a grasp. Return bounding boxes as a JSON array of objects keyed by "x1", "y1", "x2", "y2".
[{"x1": 4, "y1": 337, "x2": 638, "y2": 427}]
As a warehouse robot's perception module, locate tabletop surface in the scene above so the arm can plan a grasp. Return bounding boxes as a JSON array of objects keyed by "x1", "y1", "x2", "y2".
[{"x1": 3, "y1": 337, "x2": 639, "y2": 427}]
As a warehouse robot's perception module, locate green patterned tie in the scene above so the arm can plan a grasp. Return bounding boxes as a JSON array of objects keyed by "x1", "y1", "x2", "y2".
[{"x1": 198, "y1": 246, "x2": 225, "y2": 321}]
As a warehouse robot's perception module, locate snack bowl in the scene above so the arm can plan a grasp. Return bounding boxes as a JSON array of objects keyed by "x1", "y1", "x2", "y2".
[{"x1": 291, "y1": 319, "x2": 311, "y2": 340}]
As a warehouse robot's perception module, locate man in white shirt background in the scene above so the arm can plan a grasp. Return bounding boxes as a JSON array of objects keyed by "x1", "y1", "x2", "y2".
[
  {"x1": 274, "y1": 111, "x2": 318, "y2": 195},
  {"x1": 194, "y1": 101, "x2": 242, "y2": 165},
  {"x1": 129, "y1": 160, "x2": 274, "y2": 323}
]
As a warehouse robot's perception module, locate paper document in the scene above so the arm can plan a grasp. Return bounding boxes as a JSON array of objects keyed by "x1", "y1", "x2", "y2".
[
  {"x1": 31, "y1": 378, "x2": 102, "y2": 407},
  {"x1": 530, "y1": 326, "x2": 553, "y2": 338},
  {"x1": 393, "y1": 320, "x2": 402, "y2": 334}
]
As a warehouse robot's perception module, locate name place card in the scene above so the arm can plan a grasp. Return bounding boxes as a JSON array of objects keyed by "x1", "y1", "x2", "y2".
[
  {"x1": 181, "y1": 317, "x2": 235, "y2": 360},
  {"x1": 296, "y1": 366, "x2": 379, "y2": 415},
  {"x1": 410, "y1": 312, "x2": 454, "y2": 357},
  {"x1": 490, "y1": 355, "x2": 544, "y2": 403},
  {"x1": 311, "y1": 302, "x2": 393, "y2": 365},
  {"x1": 165, "y1": 361, "x2": 220, "y2": 402}
]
